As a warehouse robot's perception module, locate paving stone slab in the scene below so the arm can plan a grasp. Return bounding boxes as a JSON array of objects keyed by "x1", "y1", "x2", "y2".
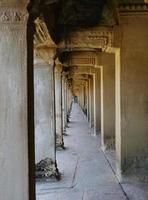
[{"x1": 36, "y1": 104, "x2": 148, "y2": 200}]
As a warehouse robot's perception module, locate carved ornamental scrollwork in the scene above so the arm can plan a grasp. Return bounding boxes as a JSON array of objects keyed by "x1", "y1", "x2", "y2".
[
  {"x1": 70, "y1": 58, "x2": 96, "y2": 66},
  {"x1": 0, "y1": 7, "x2": 28, "y2": 24},
  {"x1": 59, "y1": 28, "x2": 114, "y2": 52},
  {"x1": 119, "y1": 3, "x2": 148, "y2": 13}
]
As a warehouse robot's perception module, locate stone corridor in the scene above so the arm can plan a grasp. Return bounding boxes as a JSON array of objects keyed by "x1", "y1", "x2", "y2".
[
  {"x1": 37, "y1": 103, "x2": 128, "y2": 200},
  {"x1": 0, "y1": 1, "x2": 148, "y2": 199}
]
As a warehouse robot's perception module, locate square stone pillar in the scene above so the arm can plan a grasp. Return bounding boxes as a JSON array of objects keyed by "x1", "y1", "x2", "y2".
[
  {"x1": 115, "y1": 12, "x2": 148, "y2": 175},
  {"x1": 55, "y1": 60, "x2": 64, "y2": 148},
  {"x1": 86, "y1": 80, "x2": 90, "y2": 121},
  {"x1": 101, "y1": 53, "x2": 115, "y2": 151},
  {"x1": 62, "y1": 73, "x2": 68, "y2": 133},
  {"x1": 83, "y1": 81, "x2": 88, "y2": 115},
  {"x1": 95, "y1": 68, "x2": 101, "y2": 135},
  {"x1": 65, "y1": 80, "x2": 70, "y2": 122},
  {"x1": 88, "y1": 77, "x2": 92, "y2": 127},
  {"x1": 0, "y1": 2, "x2": 31, "y2": 199},
  {"x1": 67, "y1": 84, "x2": 72, "y2": 120},
  {"x1": 79, "y1": 84, "x2": 85, "y2": 109},
  {"x1": 82, "y1": 85, "x2": 85, "y2": 109},
  {"x1": 85, "y1": 80, "x2": 89, "y2": 119},
  {"x1": 34, "y1": 57, "x2": 59, "y2": 179},
  {"x1": 89, "y1": 75, "x2": 95, "y2": 131}
]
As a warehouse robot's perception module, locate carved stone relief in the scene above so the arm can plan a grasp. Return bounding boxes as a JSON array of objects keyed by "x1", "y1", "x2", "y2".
[
  {"x1": 0, "y1": 7, "x2": 28, "y2": 24},
  {"x1": 59, "y1": 27, "x2": 114, "y2": 51}
]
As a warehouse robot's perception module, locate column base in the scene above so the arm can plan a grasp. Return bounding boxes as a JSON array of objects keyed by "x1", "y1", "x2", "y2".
[
  {"x1": 101, "y1": 144, "x2": 106, "y2": 152},
  {"x1": 56, "y1": 142, "x2": 65, "y2": 150},
  {"x1": 63, "y1": 127, "x2": 69, "y2": 135},
  {"x1": 105, "y1": 137, "x2": 115, "y2": 150},
  {"x1": 67, "y1": 114, "x2": 70, "y2": 123},
  {"x1": 63, "y1": 132, "x2": 68, "y2": 136},
  {"x1": 36, "y1": 158, "x2": 60, "y2": 180},
  {"x1": 56, "y1": 135, "x2": 65, "y2": 149}
]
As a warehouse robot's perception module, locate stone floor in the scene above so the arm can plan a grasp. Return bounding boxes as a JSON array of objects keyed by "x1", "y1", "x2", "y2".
[{"x1": 36, "y1": 103, "x2": 148, "y2": 200}]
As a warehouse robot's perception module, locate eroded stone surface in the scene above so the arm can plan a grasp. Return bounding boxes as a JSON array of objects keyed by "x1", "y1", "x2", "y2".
[{"x1": 36, "y1": 158, "x2": 60, "y2": 179}]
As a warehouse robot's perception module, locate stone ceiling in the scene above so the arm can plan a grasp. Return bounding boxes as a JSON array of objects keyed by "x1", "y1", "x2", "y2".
[{"x1": 29, "y1": 0, "x2": 147, "y2": 43}]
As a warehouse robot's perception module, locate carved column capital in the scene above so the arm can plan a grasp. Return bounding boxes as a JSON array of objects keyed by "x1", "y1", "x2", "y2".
[
  {"x1": 62, "y1": 71, "x2": 68, "y2": 78},
  {"x1": 34, "y1": 48, "x2": 56, "y2": 66},
  {"x1": 0, "y1": 2, "x2": 29, "y2": 26},
  {"x1": 34, "y1": 18, "x2": 57, "y2": 65},
  {"x1": 55, "y1": 58, "x2": 63, "y2": 74}
]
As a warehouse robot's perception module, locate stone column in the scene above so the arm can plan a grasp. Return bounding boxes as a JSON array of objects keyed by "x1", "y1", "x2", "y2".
[
  {"x1": 90, "y1": 75, "x2": 95, "y2": 129},
  {"x1": 88, "y1": 77, "x2": 92, "y2": 127},
  {"x1": 67, "y1": 84, "x2": 72, "y2": 119},
  {"x1": 62, "y1": 74, "x2": 65, "y2": 133},
  {"x1": 79, "y1": 85, "x2": 84, "y2": 109},
  {"x1": 83, "y1": 82, "x2": 87, "y2": 115},
  {"x1": 66, "y1": 85, "x2": 70, "y2": 116},
  {"x1": 0, "y1": 1, "x2": 31, "y2": 199},
  {"x1": 34, "y1": 56, "x2": 59, "y2": 179},
  {"x1": 65, "y1": 79, "x2": 69, "y2": 123},
  {"x1": 82, "y1": 85, "x2": 85, "y2": 110},
  {"x1": 95, "y1": 68, "x2": 101, "y2": 135},
  {"x1": 115, "y1": 11, "x2": 148, "y2": 175},
  {"x1": 85, "y1": 80, "x2": 89, "y2": 120},
  {"x1": 93, "y1": 74, "x2": 97, "y2": 135},
  {"x1": 101, "y1": 53, "x2": 115, "y2": 151},
  {"x1": 62, "y1": 73, "x2": 67, "y2": 133},
  {"x1": 55, "y1": 60, "x2": 64, "y2": 148}
]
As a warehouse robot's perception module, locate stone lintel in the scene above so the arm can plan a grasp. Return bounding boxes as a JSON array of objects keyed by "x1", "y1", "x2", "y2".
[
  {"x1": 119, "y1": 3, "x2": 148, "y2": 14},
  {"x1": 58, "y1": 28, "x2": 114, "y2": 52},
  {"x1": 69, "y1": 66, "x2": 96, "y2": 75}
]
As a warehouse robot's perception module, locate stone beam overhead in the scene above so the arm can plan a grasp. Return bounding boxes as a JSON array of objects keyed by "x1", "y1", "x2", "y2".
[
  {"x1": 69, "y1": 66, "x2": 96, "y2": 75},
  {"x1": 58, "y1": 27, "x2": 114, "y2": 52},
  {"x1": 119, "y1": 2, "x2": 148, "y2": 14},
  {"x1": 57, "y1": 1, "x2": 148, "y2": 53},
  {"x1": 69, "y1": 57, "x2": 96, "y2": 67},
  {"x1": 60, "y1": 51, "x2": 99, "y2": 69},
  {"x1": 73, "y1": 80, "x2": 88, "y2": 85},
  {"x1": 70, "y1": 74, "x2": 89, "y2": 81}
]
